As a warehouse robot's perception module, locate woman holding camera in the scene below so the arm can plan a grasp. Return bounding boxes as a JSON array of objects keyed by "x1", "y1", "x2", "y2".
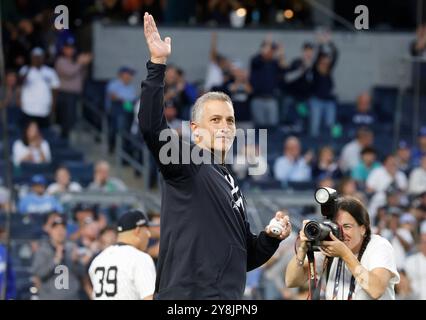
[{"x1": 285, "y1": 197, "x2": 399, "y2": 300}]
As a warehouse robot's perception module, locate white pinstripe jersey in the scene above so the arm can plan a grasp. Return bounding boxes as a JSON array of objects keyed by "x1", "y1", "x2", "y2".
[{"x1": 89, "y1": 244, "x2": 156, "y2": 300}]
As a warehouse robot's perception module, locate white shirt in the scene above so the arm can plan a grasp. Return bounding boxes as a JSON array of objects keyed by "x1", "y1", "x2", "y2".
[
  {"x1": 46, "y1": 182, "x2": 82, "y2": 195},
  {"x1": 273, "y1": 156, "x2": 311, "y2": 183},
  {"x1": 339, "y1": 140, "x2": 361, "y2": 172},
  {"x1": 381, "y1": 228, "x2": 414, "y2": 269},
  {"x1": 12, "y1": 139, "x2": 51, "y2": 166},
  {"x1": 316, "y1": 235, "x2": 399, "y2": 300},
  {"x1": 408, "y1": 167, "x2": 426, "y2": 195},
  {"x1": 89, "y1": 244, "x2": 156, "y2": 300},
  {"x1": 405, "y1": 252, "x2": 426, "y2": 300},
  {"x1": 19, "y1": 65, "x2": 60, "y2": 117},
  {"x1": 204, "y1": 62, "x2": 224, "y2": 91},
  {"x1": 366, "y1": 167, "x2": 408, "y2": 193}
]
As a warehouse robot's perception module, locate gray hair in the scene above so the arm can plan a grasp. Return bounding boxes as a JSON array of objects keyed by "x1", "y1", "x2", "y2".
[{"x1": 191, "y1": 91, "x2": 233, "y2": 122}]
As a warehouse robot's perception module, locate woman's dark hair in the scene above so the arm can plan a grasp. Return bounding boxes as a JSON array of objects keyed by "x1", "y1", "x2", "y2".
[
  {"x1": 22, "y1": 121, "x2": 40, "y2": 146},
  {"x1": 336, "y1": 196, "x2": 372, "y2": 260},
  {"x1": 324, "y1": 196, "x2": 372, "y2": 291}
]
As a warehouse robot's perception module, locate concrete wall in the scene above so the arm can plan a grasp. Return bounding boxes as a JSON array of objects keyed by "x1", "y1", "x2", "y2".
[{"x1": 93, "y1": 22, "x2": 415, "y2": 102}]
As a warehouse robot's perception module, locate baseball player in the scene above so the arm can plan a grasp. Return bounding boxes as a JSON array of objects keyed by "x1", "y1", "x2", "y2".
[{"x1": 88, "y1": 210, "x2": 156, "y2": 300}]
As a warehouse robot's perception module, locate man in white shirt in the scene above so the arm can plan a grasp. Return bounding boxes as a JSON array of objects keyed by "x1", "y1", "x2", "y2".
[
  {"x1": 366, "y1": 155, "x2": 408, "y2": 193},
  {"x1": 19, "y1": 47, "x2": 60, "y2": 128},
  {"x1": 273, "y1": 136, "x2": 312, "y2": 184},
  {"x1": 89, "y1": 210, "x2": 156, "y2": 300},
  {"x1": 408, "y1": 154, "x2": 426, "y2": 196},
  {"x1": 339, "y1": 127, "x2": 373, "y2": 173},
  {"x1": 405, "y1": 233, "x2": 426, "y2": 299}
]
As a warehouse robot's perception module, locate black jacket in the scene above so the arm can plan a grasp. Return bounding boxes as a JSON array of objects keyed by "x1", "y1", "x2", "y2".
[{"x1": 139, "y1": 61, "x2": 281, "y2": 300}]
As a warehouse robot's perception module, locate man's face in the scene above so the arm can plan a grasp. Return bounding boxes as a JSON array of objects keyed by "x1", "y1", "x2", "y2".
[
  {"x1": 384, "y1": 156, "x2": 398, "y2": 175},
  {"x1": 49, "y1": 224, "x2": 67, "y2": 244},
  {"x1": 317, "y1": 56, "x2": 331, "y2": 74},
  {"x1": 284, "y1": 139, "x2": 301, "y2": 159},
  {"x1": 119, "y1": 72, "x2": 133, "y2": 85},
  {"x1": 62, "y1": 45, "x2": 75, "y2": 58},
  {"x1": 362, "y1": 152, "x2": 376, "y2": 166},
  {"x1": 357, "y1": 94, "x2": 371, "y2": 113},
  {"x1": 32, "y1": 184, "x2": 46, "y2": 195},
  {"x1": 31, "y1": 55, "x2": 43, "y2": 68},
  {"x1": 95, "y1": 165, "x2": 109, "y2": 183},
  {"x1": 135, "y1": 226, "x2": 151, "y2": 251},
  {"x1": 56, "y1": 168, "x2": 70, "y2": 186},
  {"x1": 191, "y1": 100, "x2": 236, "y2": 154},
  {"x1": 397, "y1": 148, "x2": 411, "y2": 163},
  {"x1": 303, "y1": 47, "x2": 313, "y2": 63}
]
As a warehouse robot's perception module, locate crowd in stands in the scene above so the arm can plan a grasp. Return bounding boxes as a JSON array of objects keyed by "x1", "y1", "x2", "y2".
[{"x1": 0, "y1": 3, "x2": 426, "y2": 300}]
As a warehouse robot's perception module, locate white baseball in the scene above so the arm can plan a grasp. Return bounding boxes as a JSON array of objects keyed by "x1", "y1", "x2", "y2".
[{"x1": 268, "y1": 218, "x2": 283, "y2": 235}]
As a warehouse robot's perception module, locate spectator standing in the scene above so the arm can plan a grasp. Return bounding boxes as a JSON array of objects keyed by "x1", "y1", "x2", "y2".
[
  {"x1": 309, "y1": 31, "x2": 338, "y2": 137},
  {"x1": 19, "y1": 47, "x2": 60, "y2": 128},
  {"x1": 105, "y1": 66, "x2": 138, "y2": 153},
  {"x1": 249, "y1": 37, "x2": 285, "y2": 127},
  {"x1": 55, "y1": 38, "x2": 92, "y2": 139}
]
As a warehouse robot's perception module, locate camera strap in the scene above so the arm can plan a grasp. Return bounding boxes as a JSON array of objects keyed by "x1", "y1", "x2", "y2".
[
  {"x1": 306, "y1": 249, "x2": 318, "y2": 299},
  {"x1": 347, "y1": 276, "x2": 356, "y2": 300},
  {"x1": 332, "y1": 258, "x2": 344, "y2": 300}
]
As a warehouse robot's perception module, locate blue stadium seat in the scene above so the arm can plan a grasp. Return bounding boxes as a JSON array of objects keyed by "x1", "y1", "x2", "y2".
[
  {"x1": 53, "y1": 149, "x2": 84, "y2": 165},
  {"x1": 63, "y1": 161, "x2": 94, "y2": 187},
  {"x1": 19, "y1": 162, "x2": 55, "y2": 177}
]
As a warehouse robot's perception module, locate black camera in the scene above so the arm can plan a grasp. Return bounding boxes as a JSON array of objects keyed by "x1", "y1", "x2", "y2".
[{"x1": 303, "y1": 187, "x2": 341, "y2": 251}]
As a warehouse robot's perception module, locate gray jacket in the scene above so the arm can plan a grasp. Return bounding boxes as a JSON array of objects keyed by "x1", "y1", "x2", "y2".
[{"x1": 31, "y1": 240, "x2": 85, "y2": 300}]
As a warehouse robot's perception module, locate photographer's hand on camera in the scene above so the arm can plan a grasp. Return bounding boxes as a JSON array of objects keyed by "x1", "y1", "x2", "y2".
[{"x1": 319, "y1": 232, "x2": 351, "y2": 259}]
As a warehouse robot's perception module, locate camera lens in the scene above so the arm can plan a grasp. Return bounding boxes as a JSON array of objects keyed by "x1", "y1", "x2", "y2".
[
  {"x1": 304, "y1": 221, "x2": 321, "y2": 240},
  {"x1": 304, "y1": 221, "x2": 332, "y2": 241}
]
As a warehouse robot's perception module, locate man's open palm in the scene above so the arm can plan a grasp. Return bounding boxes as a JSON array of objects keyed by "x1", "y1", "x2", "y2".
[{"x1": 144, "y1": 13, "x2": 171, "y2": 64}]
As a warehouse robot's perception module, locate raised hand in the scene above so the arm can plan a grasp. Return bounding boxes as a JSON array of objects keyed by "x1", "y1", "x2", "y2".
[{"x1": 143, "y1": 12, "x2": 171, "y2": 64}]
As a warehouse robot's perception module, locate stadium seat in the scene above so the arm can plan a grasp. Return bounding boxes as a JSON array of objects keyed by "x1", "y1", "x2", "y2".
[
  {"x1": 52, "y1": 149, "x2": 84, "y2": 165},
  {"x1": 63, "y1": 161, "x2": 94, "y2": 187}
]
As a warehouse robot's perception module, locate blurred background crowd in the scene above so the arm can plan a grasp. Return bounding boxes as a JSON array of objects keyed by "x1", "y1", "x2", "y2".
[{"x1": 0, "y1": 0, "x2": 426, "y2": 300}]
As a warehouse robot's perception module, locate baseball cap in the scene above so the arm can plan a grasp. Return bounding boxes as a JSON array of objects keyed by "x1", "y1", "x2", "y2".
[
  {"x1": 118, "y1": 66, "x2": 136, "y2": 75},
  {"x1": 31, "y1": 174, "x2": 47, "y2": 186},
  {"x1": 117, "y1": 210, "x2": 152, "y2": 233},
  {"x1": 31, "y1": 47, "x2": 44, "y2": 56}
]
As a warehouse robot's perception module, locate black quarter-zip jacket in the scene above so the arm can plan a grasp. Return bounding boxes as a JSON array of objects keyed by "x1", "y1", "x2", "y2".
[{"x1": 139, "y1": 61, "x2": 281, "y2": 300}]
